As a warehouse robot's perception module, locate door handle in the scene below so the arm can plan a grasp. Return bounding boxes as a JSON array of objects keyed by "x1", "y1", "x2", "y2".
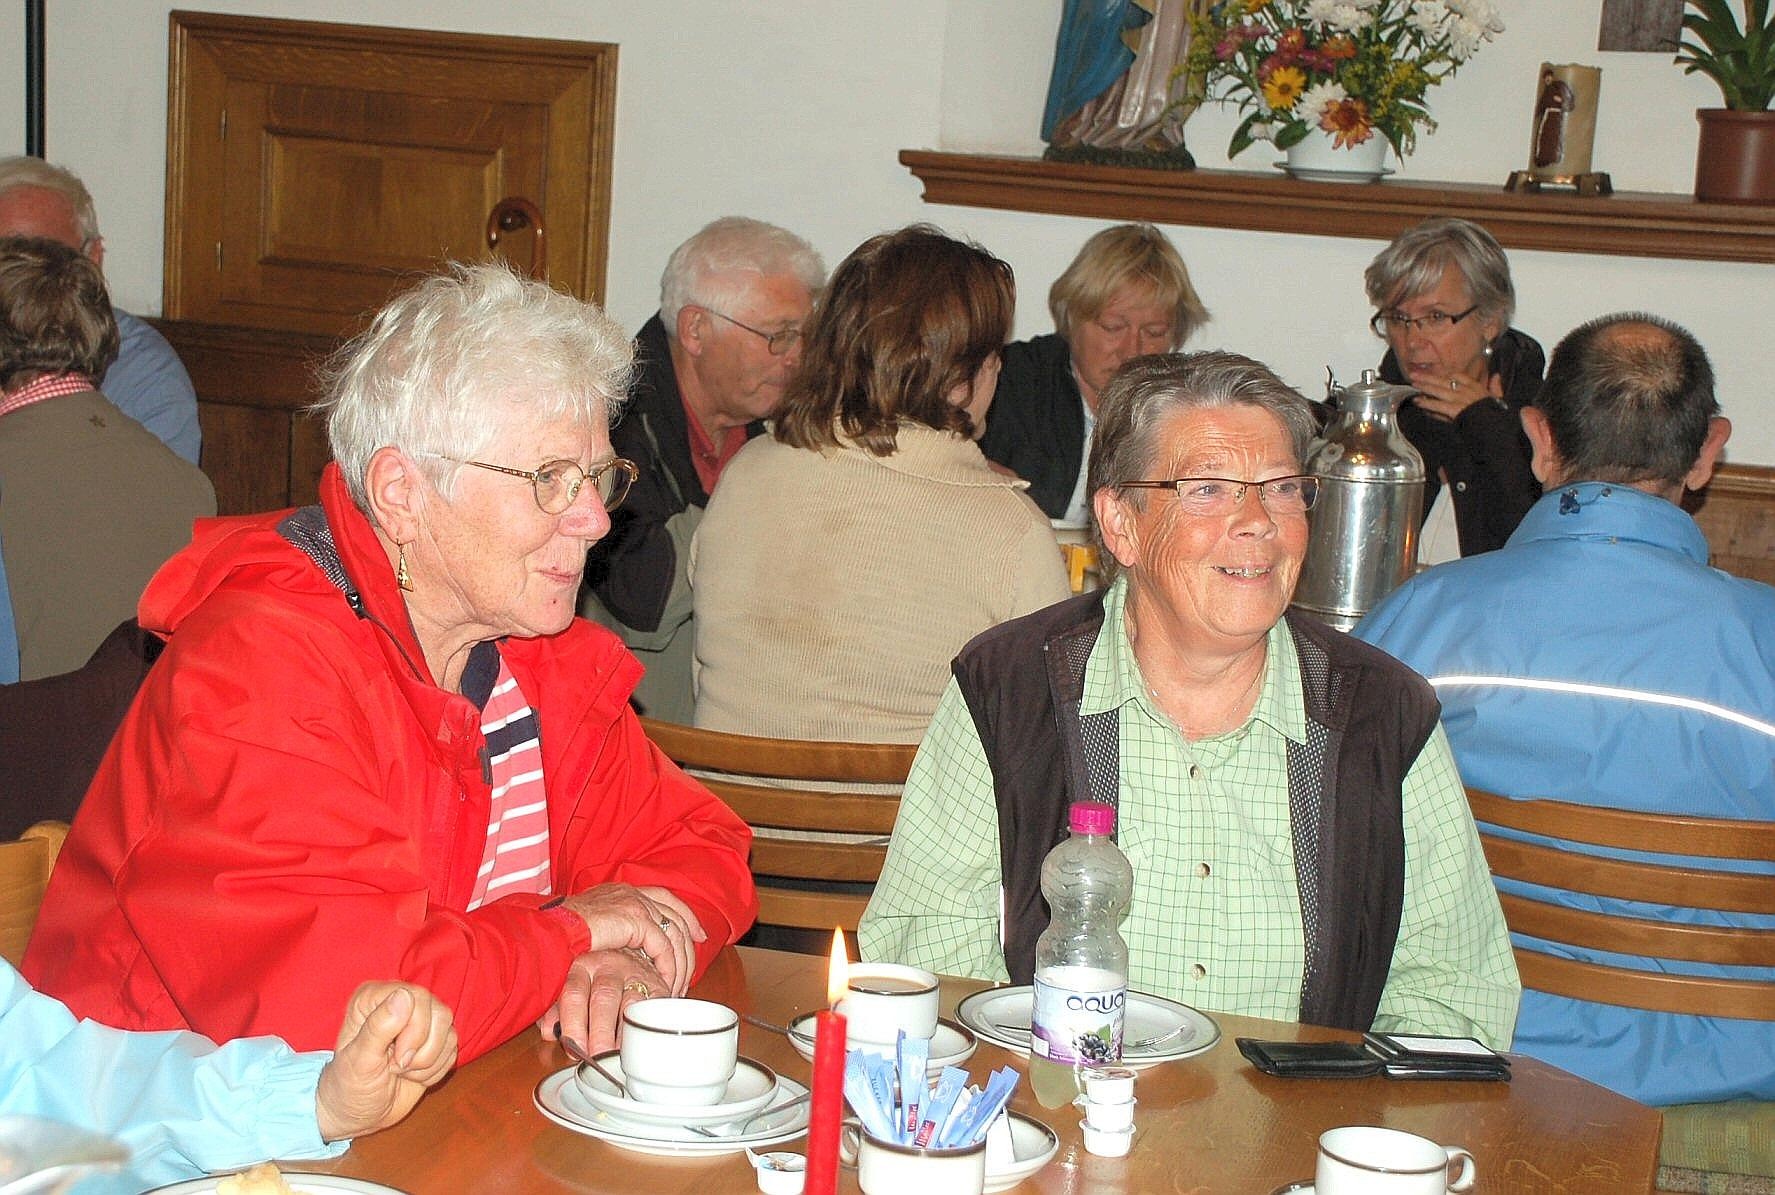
[{"x1": 486, "y1": 197, "x2": 546, "y2": 279}]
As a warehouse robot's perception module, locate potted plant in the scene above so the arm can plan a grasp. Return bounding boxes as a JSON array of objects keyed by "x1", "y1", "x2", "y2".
[
  {"x1": 1674, "y1": 0, "x2": 1775, "y2": 203},
  {"x1": 1187, "y1": 0, "x2": 1504, "y2": 181}
]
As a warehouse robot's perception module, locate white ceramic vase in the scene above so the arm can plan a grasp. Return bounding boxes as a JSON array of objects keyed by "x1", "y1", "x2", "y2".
[{"x1": 1284, "y1": 127, "x2": 1391, "y2": 181}]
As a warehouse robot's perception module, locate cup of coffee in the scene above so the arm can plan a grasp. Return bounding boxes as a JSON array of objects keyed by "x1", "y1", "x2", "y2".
[
  {"x1": 1316, "y1": 1126, "x2": 1476, "y2": 1194},
  {"x1": 618, "y1": 997, "x2": 739, "y2": 1106},
  {"x1": 838, "y1": 964, "x2": 940, "y2": 1045},
  {"x1": 841, "y1": 1122, "x2": 986, "y2": 1195}
]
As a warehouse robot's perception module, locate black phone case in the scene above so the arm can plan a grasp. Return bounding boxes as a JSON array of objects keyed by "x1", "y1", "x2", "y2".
[{"x1": 1236, "y1": 1037, "x2": 1384, "y2": 1077}]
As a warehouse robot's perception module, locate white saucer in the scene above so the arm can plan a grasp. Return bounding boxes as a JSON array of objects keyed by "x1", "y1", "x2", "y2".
[
  {"x1": 954, "y1": 985, "x2": 1220, "y2": 1067},
  {"x1": 986, "y1": 1113, "x2": 1060, "y2": 1193},
  {"x1": 787, "y1": 1013, "x2": 977, "y2": 1073},
  {"x1": 1272, "y1": 160, "x2": 1394, "y2": 183},
  {"x1": 535, "y1": 1066, "x2": 809, "y2": 1157},
  {"x1": 574, "y1": 1052, "x2": 777, "y2": 1127},
  {"x1": 147, "y1": 1179, "x2": 405, "y2": 1194}
]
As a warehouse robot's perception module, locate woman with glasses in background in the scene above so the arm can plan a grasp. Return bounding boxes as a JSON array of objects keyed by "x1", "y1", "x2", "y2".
[
  {"x1": 1366, "y1": 217, "x2": 1544, "y2": 563},
  {"x1": 26, "y1": 263, "x2": 756, "y2": 1068}
]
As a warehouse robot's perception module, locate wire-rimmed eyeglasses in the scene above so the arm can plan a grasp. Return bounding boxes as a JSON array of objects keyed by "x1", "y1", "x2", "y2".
[
  {"x1": 1369, "y1": 305, "x2": 1479, "y2": 338},
  {"x1": 434, "y1": 455, "x2": 639, "y2": 514},
  {"x1": 702, "y1": 307, "x2": 803, "y2": 356},
  {"x1": 1117, "y1": 475, "x2": 1319, "y2": 518}
]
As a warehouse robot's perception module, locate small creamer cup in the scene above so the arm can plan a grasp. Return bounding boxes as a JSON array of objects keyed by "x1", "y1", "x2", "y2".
[
  {"x1": 1080, "y1": 1096, "x2": 1136, "y2": 1132},
  {"x1": 1081, "y1": 1122, "x2": 1134, "y2": 1158},
  {"x1": 1316, "y1": 1126, "x2": 1476, "y2": 1194},
  {"x1": 841, "y1": 1121, "x2": 985, "y2": 1195},
  {"x1": 1080, "y1": 1066, "x2": 1137, "y2": 1105},
  {"x1": 838, "y1": 963, "x2": 940, "y2": 1045},
  {"x1": 618, "y1": 997, "x2": 739, "y2": 1106}
]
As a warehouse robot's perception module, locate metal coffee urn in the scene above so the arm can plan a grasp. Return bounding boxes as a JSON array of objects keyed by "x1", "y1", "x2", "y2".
[{"x1": 1291, "y1": 370, "x2": 1424, "y2": 631}]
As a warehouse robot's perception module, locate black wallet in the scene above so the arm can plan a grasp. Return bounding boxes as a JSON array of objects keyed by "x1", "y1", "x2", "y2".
[{"x1": 1237, "y1": 1033, "x2": 1511, "y2": 1081}]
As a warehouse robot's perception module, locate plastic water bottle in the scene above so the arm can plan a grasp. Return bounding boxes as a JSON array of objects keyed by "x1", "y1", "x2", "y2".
[{"x1": 1028, "y1": 800, "x2": 1133, "y2": 1108}]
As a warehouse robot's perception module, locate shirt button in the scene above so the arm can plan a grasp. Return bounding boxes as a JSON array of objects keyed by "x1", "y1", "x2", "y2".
[
  {"x1": 1454, "y1": 481, "x2": 1468, "y2": 492},
  {"x1": 1192, "y1": 964, "x2": 1207, "y2": 980},
  {"x1": 1188, "y1": 765, "x2": 1201, "y2": 780},
  {"x1": 1197, "y1": 862, "x2": 1211, "y2": 879}
]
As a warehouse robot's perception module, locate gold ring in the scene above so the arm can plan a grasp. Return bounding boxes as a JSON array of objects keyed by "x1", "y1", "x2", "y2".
[{"x1": 623, "y1": 979, "x2": 653, "y2": 998}]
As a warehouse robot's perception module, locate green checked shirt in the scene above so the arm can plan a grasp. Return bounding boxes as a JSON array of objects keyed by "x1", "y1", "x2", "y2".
[{"x1": 859, "y1": 577, "x2": 1520, "y2": 1048}]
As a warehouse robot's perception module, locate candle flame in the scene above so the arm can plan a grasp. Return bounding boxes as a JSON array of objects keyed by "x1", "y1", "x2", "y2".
[{"x1": 826, "y1": 928, "x2": 850, "y2": 1007}]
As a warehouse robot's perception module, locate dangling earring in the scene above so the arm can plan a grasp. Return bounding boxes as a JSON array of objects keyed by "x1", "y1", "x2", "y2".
[
  {"x1": 396, "y1": 543, "x2": 414, "y2": 592},
  {"x1": 1483, "y1": 342, "x2": 1495, "y2": 361}
]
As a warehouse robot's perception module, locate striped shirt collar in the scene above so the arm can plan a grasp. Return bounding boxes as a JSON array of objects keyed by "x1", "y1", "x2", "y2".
[{"x1": 0, "y1": 372, "x2": 96, "y2": 418}]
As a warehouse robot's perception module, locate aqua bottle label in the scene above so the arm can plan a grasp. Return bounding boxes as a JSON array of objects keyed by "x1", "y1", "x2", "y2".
[{"x1": 1031, "y1": 965, "x2": 1125, "y2": 1066}]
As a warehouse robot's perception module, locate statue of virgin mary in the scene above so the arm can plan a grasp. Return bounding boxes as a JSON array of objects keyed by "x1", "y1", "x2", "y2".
[{"x1": 1042, "y1": 0, "x2": 1208, "y2": 166}]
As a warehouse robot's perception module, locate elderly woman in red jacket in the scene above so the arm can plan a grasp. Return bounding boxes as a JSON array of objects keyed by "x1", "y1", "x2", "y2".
[{"x1": 25, "y1": 263, "x2": 756, "y2": 1062}]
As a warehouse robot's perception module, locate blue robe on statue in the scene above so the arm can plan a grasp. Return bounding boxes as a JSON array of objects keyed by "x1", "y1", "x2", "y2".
[{"x1": 1042, "y1": 0, "x2": 1154, "y2": 141}]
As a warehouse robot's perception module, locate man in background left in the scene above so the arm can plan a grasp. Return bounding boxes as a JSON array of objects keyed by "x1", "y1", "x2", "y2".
[{"x1": 0, "y1": 156, "x2": 201, "y2": 464}]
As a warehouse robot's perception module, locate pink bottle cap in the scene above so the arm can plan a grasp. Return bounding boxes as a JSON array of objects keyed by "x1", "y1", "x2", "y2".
[{"x1": 1068, "y1": 802, "x2": 1115, "y2": 836}]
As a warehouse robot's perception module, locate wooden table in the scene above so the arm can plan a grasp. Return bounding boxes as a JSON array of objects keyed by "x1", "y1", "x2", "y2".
[{"x1": 312, "y1": 946, "x2": 1662, "y2": 1193}]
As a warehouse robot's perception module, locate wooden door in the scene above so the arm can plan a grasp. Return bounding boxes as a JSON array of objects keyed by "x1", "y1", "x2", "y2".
[{"x1": 164, "y1": 12, "x2": 616, "y2": 338}]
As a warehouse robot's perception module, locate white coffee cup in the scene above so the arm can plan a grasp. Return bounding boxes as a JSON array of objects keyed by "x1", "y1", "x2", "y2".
[
  {"x1": 838, "y1": 964, "x2": 940, "y2": 1045},
  {"x1": 841, "y1": 1122, "x2": 985, "y2": 1195},
  {"x1": 618, "y1": 997, "x2": 739, "y2": 1106},
  {"x1": 1316, "y1": 1126, "x2": 1476, "y2": 1194}
]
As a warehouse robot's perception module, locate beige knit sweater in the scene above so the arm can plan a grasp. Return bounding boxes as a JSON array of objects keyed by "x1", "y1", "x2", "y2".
[{"x1": 689, "y1": 424, "x2": 1071, "y2": 743}]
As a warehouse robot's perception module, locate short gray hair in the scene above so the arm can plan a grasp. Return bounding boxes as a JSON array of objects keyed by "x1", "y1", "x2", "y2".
[
  {"x1": 658, "y1": 216, "x2": 825, "y2": 335},
  {"x1": 0, "y1": 157, "x2": 100, "y2": 246},
  {"x1": 1364, "y1": 217, "x2": 1514, "y2": 328},
  {"x1": 317, "y1": 262, "x2": 632, "y2": 510},
  {"x1": 1087, "y1": 352, "x2": 1316, "y2": 574}
]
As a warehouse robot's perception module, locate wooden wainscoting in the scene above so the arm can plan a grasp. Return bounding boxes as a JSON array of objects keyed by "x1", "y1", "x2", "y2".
[
  {"x1": 1689, "y1": 463, "x2": 1775, "y2": 587},
  {"x1": 152, "y1": 318, "x2": 338, "y2": 516}
]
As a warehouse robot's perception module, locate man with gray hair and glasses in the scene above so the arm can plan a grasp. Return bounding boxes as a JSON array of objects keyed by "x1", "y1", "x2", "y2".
[
  {"x1": 0, "y1": 156, "x2": 201, "y2": 463},
  {"x1": 1358, "y1": 313, "x2": 1775, "y2": 1108},
  {"x1": 583, "y1": 216, "x2": 824, "y2": 722}
]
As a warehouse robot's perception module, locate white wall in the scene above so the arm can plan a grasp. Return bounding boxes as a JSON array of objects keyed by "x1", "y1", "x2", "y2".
[{"x1": 9, "y1": 1, "x2": 1772, "y2": 462}]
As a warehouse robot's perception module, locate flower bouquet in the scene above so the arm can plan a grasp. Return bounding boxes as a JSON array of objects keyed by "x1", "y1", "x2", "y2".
[{"x1": 1189, "y1": 0, "x2": 1505, "y2": 161}]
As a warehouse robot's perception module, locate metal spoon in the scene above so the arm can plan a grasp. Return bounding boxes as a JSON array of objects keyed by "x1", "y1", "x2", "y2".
[
  {"x1": 688, "y1": 1089, "x2": 814, "y2": 1139},
  {"x1": 555, "y1": 1027, "x2": 631, "y2": 1098},
  {"x1": 741, "y1": 1010, "x2": 816, "y2": 1041}
]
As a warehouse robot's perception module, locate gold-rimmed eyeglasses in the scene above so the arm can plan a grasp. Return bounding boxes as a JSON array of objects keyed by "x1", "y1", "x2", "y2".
[
  {"x1": 701, "y1": 308, "x2": 803, "y2": 356},
  {"x1": 434, "y1": 455, "x2": 639, "y2": 514},
  {"x1": 1370, "y1": 305, "x2": 1480, "y2": 338},
  {"x1": 1118, "y1": 475, "x2": 1319, "y2": 518}
]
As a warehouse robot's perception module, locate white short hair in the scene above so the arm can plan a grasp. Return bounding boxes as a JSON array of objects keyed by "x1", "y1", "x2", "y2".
[
  {"x1": 318, "y1": 262, "x2": 632, "y2": 509},
  {"x1": 0, "y1": 156, "x2": 100, "y2": 245},
  {"x1": 658, "y1": 216, "x2": 825, "y2": 335}
]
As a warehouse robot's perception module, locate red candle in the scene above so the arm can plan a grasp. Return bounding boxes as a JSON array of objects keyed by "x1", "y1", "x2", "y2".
[{"x1": 804, "y1": 929, "x2": 850, "y2": 1195}]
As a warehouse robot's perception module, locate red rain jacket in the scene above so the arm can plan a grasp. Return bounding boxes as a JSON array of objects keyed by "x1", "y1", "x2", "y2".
[{"x1": 24, "y1": 465, "x2": 756, "y2": 1061}]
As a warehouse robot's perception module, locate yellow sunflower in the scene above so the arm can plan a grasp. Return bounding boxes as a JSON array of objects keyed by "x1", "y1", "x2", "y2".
[{"x1": 1262, "y1": 66, "x2": 1307, "y2": 111}]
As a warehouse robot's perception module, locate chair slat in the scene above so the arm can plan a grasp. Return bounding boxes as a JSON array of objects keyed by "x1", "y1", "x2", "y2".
[
  {"x1": 1467, "y1": 788, "x2": 1775, "y2": 1023},
  {"x1": 0, "y1": 820, "x2": 70, "y2": 968},
  {"x1": 1498, "y1": 894, "x2": 1775, "y2": 968},
  {"x1": 1515, "y1": 950, "x2": 1775, "y2": 1021},
  {"x1": 639, "y1": 719, "x2": 913, "y2": 950}
]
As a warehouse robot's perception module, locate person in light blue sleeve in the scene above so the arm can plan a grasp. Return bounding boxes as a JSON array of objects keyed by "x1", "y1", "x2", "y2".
[
  {"x1": 1357, "y1": 312, "x2": 1775, "y2": 1108},
  {"x1": 0, "y1": 960, "x2": 456, "y2": 1192},
  {"x1": 0, "y1": 157, "x2": 200, "y2": 464}
]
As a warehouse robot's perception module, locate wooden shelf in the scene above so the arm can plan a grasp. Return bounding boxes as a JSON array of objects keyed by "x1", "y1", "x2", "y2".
[{"x1": 900, "y1": 150, "x2": 1775, "y2": 265}]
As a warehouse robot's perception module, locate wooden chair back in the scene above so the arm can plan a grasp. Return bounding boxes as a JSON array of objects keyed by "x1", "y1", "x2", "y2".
[
  {"x1": 1466, "y1": 788, "x2": 1775, "y2": 1020},
  {"x1": 0, "y1": 820, "x2": 70, "y2": 968},
  {"x1": 638, "y1": 718, "x2": 915, "y2": 946}
]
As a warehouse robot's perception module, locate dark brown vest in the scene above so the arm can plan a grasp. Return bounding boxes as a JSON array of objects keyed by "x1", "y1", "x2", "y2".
[{"x1": 950, "y1": 591, "x2": 1439, "y2": 1032}]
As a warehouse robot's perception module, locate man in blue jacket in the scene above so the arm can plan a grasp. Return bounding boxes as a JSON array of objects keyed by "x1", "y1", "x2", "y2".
[{"x1": 1357, "y1": 312, "x2": 1775, "y2": 1107}]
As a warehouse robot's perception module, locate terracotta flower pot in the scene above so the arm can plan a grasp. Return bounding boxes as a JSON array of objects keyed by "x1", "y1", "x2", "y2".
[{"x1": 1694, "y1": 109, "x2": 1775, "y2": 205}]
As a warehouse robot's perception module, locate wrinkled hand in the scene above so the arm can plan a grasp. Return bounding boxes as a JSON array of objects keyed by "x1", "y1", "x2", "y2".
[
  {"x1": 315, "y1": 983, "x2": 458, "y2": 1142},
  {"x1": 536, "y1": 948, "x2": 670, "y2": 1055},
  {"x1": 1409, "y1": 362, "x2": 1501, "y2": 422},
  {"x1": 553, "y1": 882, "x2": 706, "y2": 997}
]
